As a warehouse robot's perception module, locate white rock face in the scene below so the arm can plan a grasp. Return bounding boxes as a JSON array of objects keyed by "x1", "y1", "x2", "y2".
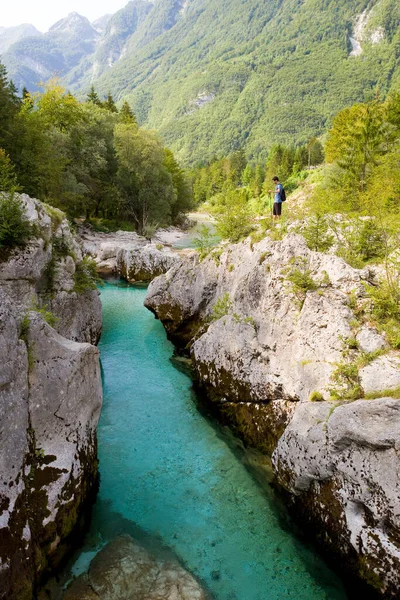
[
  {"x1": 0, "y1": 194, "x2": 101, "y2": 344},
  {"x1": 274, "y1": 398, "x2": 400, "y2": 596},
  {"x1": 145, "y1": 232, "x2": 400, "y2": 596},
  {"x1": 64, "y1": 535, "x2": 207, "y2": 600},
  {"x1": 0, "y1": 195, "x2": 102, "y2": 598},
  {"x1": 81, "y1": 229, "x2": 181, "y2": 282}
]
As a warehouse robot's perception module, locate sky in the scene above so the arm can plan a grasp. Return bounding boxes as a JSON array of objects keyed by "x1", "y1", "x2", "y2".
[{"x1": 0, "y1": 0, "x2": 131, "y2": 32}]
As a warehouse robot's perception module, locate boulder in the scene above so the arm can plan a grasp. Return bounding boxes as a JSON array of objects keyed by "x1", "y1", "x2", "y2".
[
  {"x1": 64, "y1": 535, "x2": 207, "y2": 600},
  {"x1": 80, "y1": 229, "x2": 181, "y2": 282},
  {"x1": 0, "y1": 194, "x2": 102, "y2": 344},
  {"x1": 274, "y1": 398, "x2": 400, "y2": 597}
]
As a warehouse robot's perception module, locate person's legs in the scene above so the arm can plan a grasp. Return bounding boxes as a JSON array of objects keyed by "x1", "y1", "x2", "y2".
[{"x1": 273, "y1": 203, "x2": 281, "y2": 219}]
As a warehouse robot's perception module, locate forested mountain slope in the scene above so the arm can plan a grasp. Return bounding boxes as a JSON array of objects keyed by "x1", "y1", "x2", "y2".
[
  {"x1": 96, "y1": 0, "x2": 400, "y2": 164},
  {"x1": 2, "y1": 0, "x2": 400, "y2": 163}
]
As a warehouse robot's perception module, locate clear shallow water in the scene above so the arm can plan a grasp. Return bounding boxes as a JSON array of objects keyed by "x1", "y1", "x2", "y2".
[
  {"x1": 172, "y1": 214, "x2": 219, "y2": 249},
  {"x1": 77, "y1": 280, "x2": 348, "y2": 600}
]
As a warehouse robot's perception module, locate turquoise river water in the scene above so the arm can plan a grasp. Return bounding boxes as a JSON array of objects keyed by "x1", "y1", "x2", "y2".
[{"x1": 69, "y1": 280, "x2": 349, "y2": 599}]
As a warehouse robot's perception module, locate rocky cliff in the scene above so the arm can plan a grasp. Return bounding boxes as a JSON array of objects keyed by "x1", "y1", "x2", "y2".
[
  {"x1": 145, "y1": 233, "x2": 400, "y2": 597},
  {"x1": 81, "y1": 228, "x2": 181, "y2": 282},
  {"x1": 0, "y1": 194, "x2": 102, "y2": 599}
]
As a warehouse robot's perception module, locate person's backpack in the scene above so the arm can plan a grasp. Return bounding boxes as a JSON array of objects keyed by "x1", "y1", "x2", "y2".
[{"x1": 281, "y1": 186, "x2": 286, "y2": 202}]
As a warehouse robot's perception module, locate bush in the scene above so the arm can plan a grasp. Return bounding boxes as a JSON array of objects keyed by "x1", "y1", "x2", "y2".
[
  {"x1": 283, "y1": 257, "x2": 317, "y2": 307},
  {"x1": 301, "y1": 215, "x2": 334, "y2": 252},
  {"x1": 0, "y1": 194, "x2": 33, "y2": 250},
  {"x1": 193, "y1": 224, "x2": 216, "y2": 259},
  {"x1": 73, "y1": 257, "x2": 102, "y2": 294},
  {"x1": 210, "y1": 293, "x2": 232, "y2": 321},
  {"x1": 366, "y1": 261, "x2": 400, "y2": 348},
  {"x1": 214, "y1": 189, "x2": 254, "y2": 242}
]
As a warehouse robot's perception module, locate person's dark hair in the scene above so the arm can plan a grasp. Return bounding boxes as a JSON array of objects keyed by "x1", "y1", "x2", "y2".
[{"x1": 272, "y1": 176, "x2": 279, "y2": 181}]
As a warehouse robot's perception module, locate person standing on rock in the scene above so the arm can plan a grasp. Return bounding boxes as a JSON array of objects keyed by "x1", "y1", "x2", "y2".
[{"x1": 269, "y1": 176, "x2": 283, "y2": 219}]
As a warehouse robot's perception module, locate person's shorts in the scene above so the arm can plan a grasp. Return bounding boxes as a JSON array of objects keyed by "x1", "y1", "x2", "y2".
[{"x1": 273, "y1": 202, "x2": 282, "y2": 216}]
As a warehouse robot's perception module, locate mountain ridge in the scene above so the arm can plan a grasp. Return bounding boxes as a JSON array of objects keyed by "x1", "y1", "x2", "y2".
[{"x1": 1, "y1": 0, "x2": 399, "y2": 163}]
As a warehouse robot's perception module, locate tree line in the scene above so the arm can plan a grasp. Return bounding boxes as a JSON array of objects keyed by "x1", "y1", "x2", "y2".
[
  {"x1": 0, "y1": 65, "x2": 193, "y2": 234},
  {"x1": 190, "y1": 139, "x2": 324, "y2": 206}
]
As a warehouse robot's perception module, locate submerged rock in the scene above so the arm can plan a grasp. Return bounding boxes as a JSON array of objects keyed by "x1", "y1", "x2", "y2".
[
  {"x1": 64, "y1": 535, "x2": 207, "y2": 600},
  {"x1": 0, "y1": 194, "x2": 102, "y2": 598},
  {"x1": 80, "y1": 229, "x2": 181, "y2": 282},
  {"x1": 145, "y1": 233, "x2": 400, "y2": 597}
]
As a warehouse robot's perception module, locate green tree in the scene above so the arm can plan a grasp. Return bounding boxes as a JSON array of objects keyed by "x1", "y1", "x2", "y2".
[
  {"x1": 164, "y1": 149, "x2": 193, "y2": 220},
  {"x1": 104, "y1": 92, "x2": 118, "y2": 113},
  {"x1": 120, "y1": 100, "x2": 137, "y2": 125},
  {"x1": 114, "y1": 124, "x2": 175, "y2": 232},
  {"x1": 87, "y1": 85, "x2": 102, "y2": 107},
  {"x1": 325, "y1": 101, "x2": 386, "y2": 192},
  {"x1": 214, "y1": 188, "x2": 254, "y2": 242},
  {"x1": 0, "y1": 149, "x2": 20, "y2": 192}
]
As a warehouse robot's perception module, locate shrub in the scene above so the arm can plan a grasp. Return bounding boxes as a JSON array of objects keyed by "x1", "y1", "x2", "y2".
[
  {"x1": 73, "y1": 257, "x2": 102, "y2": 294},
  {"x1": 366, "y1": 260, "x2": 400, "y2": 348},
  {"x1": 193, "y1": 224, "x2": 216, "y2": 259},
  {"x1": 284, "y1": 257, "x2": 318, "y2": 307},
  {"x1": 214, "y1": 189, "x2": 254, "y2": 242},
  {"x1": 210, "y1": 293, "x2": 232, "y2": 321},
  {"x1": 309, "y1": 391, "x2": 325, "y2": 402},
  {"x1": 0, "y1": 194, "x2": 33, "y2": 250},
  {"x1": 302, "y1": 215, "x2": 334, "y2": 252}
]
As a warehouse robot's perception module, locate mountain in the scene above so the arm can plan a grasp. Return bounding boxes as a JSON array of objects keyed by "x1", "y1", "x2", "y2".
[
  {"x1": 0, "y1": 24, "x2": 41, "y2": 55},
  {"x1": 2, "y1": 13, "x2": 99, "y2": 90},
  {"x1": 87, "y1": 0, "x2": 400, "y2": 164},
  {"x1": 92, "y1": 14, "x2": 113, "y2": 33},
  {"x1": 2, "y1": 0, "x2": 399, "y2": 163}
]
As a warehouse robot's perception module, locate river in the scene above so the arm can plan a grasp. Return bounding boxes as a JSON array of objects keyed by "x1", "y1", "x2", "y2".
[{"x1": 51, "y1": 280, "x2": 349, "y2": 599}]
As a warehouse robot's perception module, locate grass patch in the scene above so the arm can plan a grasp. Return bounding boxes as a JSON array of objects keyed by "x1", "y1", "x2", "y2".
[{"x1": 364, "y1": 386, "x2": 400, "y2": 400}]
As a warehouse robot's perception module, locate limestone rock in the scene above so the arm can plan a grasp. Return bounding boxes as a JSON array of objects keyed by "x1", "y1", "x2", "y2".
[
  {"x1": 81, "y1": 229, "x2": 181, "y2": 281},
  {"x1": 273, "y1": 398, "x2": 400, "y2": 597},
  {"x1": 0, "y1": 194, "x2": 102, "y2": 344},
  {"x1": 64, "y1": 535, "x2": 207, "y2": 600},
  {"x1": 356, "y1": 327, "x2": 386, "y2": 354},
  {"x1": 145, "y1": 234, "x2": 368, "y2": 403},
  {"x1": 360, "y1": 355, "x2": 400, "y2": 395},
  {"x1": 0, "y1": 195, "x2": 103, "y2": 598},
  {"x1": 145, "y1": 232, "x2": 400, "y2": 596}
]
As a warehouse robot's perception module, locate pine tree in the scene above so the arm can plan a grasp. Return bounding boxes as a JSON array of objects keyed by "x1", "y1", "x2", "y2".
[
  {"x1": 104, "y1": 92, "x2": 118, "y2": 113},
  {"x1": 87, "y1": 85, "x2": 102, "y2": 106},
  {"x1": 120, "y1": 100, "x2": 137, "y2": 125}
]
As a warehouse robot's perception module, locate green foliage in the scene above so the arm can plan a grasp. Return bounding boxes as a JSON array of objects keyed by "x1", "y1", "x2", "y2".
[
  {"x1": 284, "y1": 257, "x2": 318, "y2": 307},
  {"x1": 73, "y1": 257, "x2": 102, "y2": 294},
  {"x1": 309, "y1": 391, "x2": 325, "y2": 402},
  {"x1": 301, "y1": 215, "x2": 334, "y2": 252},
  {"x1": 33, "y1": 304, "x2": 58, "y2": 327},
  {"x1": 365, "y1": 386, "x2": 400, "y2": 400},
  {"x1": 0, "y1": 65, "x2": 193, "y2": 233},
  {"x1": 193, "y1": 224, "x2": 216, "y2": 260},
  {"x1": 366, "y1": 259, "x2": 400, "y2": 348},
  {"x1": 0, "y1": 194, "x2": 33, "y2": 250},
  {"x1": 19, "y1": 313, "x2": 30, "y2": 342},
  {"x1": 0, "y1": 148, "x2": 20, "y2": 192},
  {"x1": 210, "y1": 293, "x2": 232, "y2": 321},
  {"x1": 214, "y1": 189, "x2": 254, "y2": 242},
  {"x1": 328, "y1": 361, "x2": 363, "y2": 401}
]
